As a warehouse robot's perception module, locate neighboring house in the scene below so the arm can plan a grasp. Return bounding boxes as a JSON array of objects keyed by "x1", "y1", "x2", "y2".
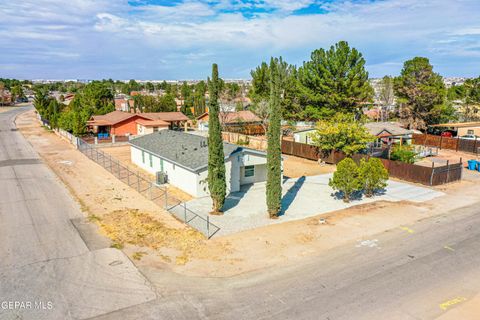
[
  {"x1": 197, "y1": 110, "x2": 263, "y2": 132},
  {"x1": 62, "y1": 93, "x2": 75, "y2": 106},
  {"x1": 430, "y1": 122, "x2": 480, "y2": 137},
  {"x1": 129, "y1": 130, "x2": 270, "y2": 197},
  {"x1": 364, "y1": 122, "x2": 417, "y2": 144},
  {"x1": 293, "y1": 128, "x2": 316, "y2": 144},
  {"x1": 293, "y1": 122, "x2": 416, "y2": 145},
  {"x1": 87, "y1": 110, "x2": 188, "y2": 136},
  {"x1": 114, "y1": 97, "x2": 133, "y2": 112}
]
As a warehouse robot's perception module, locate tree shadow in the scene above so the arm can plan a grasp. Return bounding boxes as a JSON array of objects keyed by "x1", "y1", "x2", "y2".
[
  {"x1": 221, "y1": 184, "x2": 252, "y2": 213},
  {"x1": 280, "y1": 176, "x2": 306, "y2": 216},
  {"x1": 331, "y1": 190, "x2": 364, "y2": 201},
  {"x1": 331, "y1": 188, "x2": 387, "y2": 201}
]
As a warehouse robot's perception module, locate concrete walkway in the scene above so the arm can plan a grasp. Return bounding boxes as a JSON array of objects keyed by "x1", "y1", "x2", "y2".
[{"x1": 186, "y1": 173, "x2": 444, "y2": 236}]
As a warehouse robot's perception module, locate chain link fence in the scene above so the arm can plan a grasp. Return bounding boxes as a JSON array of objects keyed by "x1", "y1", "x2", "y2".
[{"x1": 77, "y1": 138, "x2": 220, "y2": 238}]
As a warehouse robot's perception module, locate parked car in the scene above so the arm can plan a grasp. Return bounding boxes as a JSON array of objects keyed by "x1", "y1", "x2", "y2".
[
  {"x1": 459, "y1": 134, "x2": 478, "y2": 140},
  {"x1": 441, "y1": 131, "x2": 453, "y2": 138}
]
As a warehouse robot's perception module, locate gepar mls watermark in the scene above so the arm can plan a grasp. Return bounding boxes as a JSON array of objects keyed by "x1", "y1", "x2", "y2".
[{"x1": 1, "y1": 300, "x2": 53, "y2": 310}]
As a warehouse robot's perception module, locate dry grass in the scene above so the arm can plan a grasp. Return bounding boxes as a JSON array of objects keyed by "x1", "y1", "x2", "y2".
[{"x1": 93, "y1": 209, "x2": 208, "y2": 265}]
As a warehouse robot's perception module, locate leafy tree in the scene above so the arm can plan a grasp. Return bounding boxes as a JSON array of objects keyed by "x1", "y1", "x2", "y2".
[
  {"x1": 266, "y1": 58, "x2": 283, "y2": 218},
  {"x1": 207, "y1": 64, "x2": 227, "y2": 214},
  {"x1": 145, "y1": 82, "x2": 155, "y2": 92},
  {"x1": 159, "y1": 93, "x2": 177, "y2": 112},
  {"x1": 298, "y1": 41, "x2": 373, "y2": 119},
  {"x1": 447, "y1": 84, "x2": 466, "y2": 101},
  {"x1": 193, "y1": 80, "x2": 207, "y2": 116},
  {"x1": 457, "y1": 77, "x2": 480, "y2": 121},
  {"x1": 390, "y1": 145, "x2": 416, "y2": 163},
  {"x1": 250, "y1": 58, "x2": 301, "y2": 120},
  {"x1": 394, "y1": 57, "x2": 447, "y2": 129},
  {"x1": 47, "y1": 99, "x2": 63, "y2": 129},
  {"x1": 11, "y1": 85, "x2": 25, "y2": 103},
  {"x1": 329, "y1": 158, "x2": 362, "y2": 202},
  {"x1": 33, "y1": 87, "x2": 50, "y2": 118},
  {"x1": 310, "y1": 113, "x2": 375, "y2": 156},
  {"x1": 358, "y1": 158, "x2": 388, "y2": 197}
]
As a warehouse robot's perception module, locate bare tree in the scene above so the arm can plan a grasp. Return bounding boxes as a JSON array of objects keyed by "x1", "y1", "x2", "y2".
[
  {"x1": 251, "y1": 99, "x2": 270, "y2": 133},
  {"x1": 379, "y1": 76, "x2": 394, "y2": 121}
]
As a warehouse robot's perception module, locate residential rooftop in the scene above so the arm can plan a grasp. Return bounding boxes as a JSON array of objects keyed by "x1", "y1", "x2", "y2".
[{"x1": 129, "y1": 130, "x2": 243, "y2": 172}]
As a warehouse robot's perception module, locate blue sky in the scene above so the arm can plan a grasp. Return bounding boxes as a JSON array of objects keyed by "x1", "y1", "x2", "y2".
[{"x1": 1, "y1": 0, "x2": 479, "y2": 80}]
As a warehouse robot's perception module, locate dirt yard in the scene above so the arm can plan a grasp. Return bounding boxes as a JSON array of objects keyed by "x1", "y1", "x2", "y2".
[
  {"x1": 101, "y1": 145, "x2": 193, "y2": 202},
  {"x1": 416, "y1": 148, "x2": 476, "y2": 168},
  {"x1": 16, "y1": 109, "x2": 480, "y2": 277},
  {"x1": 283, "y1": 154, "x2": 336, "y2": 177}
]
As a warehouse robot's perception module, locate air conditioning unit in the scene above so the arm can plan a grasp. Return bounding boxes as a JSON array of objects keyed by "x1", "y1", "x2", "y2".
[{"x1": 156, "y1": 171, "x2": 168, "y2": 185}]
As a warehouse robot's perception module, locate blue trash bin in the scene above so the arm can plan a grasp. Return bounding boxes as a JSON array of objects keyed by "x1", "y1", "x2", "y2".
[{"x1": 468, "y1": 160, "x2": 477, "y2": 170}]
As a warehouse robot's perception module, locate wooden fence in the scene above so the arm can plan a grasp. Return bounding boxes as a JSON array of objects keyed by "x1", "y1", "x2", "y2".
[
  {"x1": 224, "y1": 124, "x2": 265, "y2": 136},
  {"x1": 413, "y1": 133, "x2": 480, "y2": 154},
  {"x1": 281, "y1": 139, "x2": 462, "y2": 186}
]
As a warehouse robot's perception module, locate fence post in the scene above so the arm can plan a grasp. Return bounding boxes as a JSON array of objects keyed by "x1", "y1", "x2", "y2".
[
  {"x1": 474, "y1": 137, "x2": 478, "y2": 154},
  {"x1": 439, "y1": 135, "x2": 443, "y2": 150},
  {"x1": 137, "y1": 171, "x2": 140, "y2": 191},
  {"x1": 445, "y1": 160, "x2": 450, "y2": 184},
  {"x1": 460, "y1": 157, "x2": 463, "y2": 180},
  {"x1": 207, "y1": 215, "x2": 210, "y2": 238},
  {"x1": 430, "y1": 162, "x2": 435, "y2": 186}
]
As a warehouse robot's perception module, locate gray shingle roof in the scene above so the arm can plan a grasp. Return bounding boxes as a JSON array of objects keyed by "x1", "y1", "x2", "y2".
[{"x1": 129, "y1": 130, "x2": 241, "y2": 172}]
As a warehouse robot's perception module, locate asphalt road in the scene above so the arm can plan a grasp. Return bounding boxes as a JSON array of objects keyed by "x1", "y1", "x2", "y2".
[
  {"x1": 0, "y1": 107, "x2": 156, "y2": 320},
  {"x1": 2, "y1": 107, "x2": 480, "y2": 320}
]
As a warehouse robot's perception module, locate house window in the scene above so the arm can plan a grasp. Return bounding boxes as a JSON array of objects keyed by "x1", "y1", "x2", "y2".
[
  {"x1": 153, "y1": 127, "x2": 159, "y2": 132},
  {"x1": 244, "y1": 165, "x2": 255, "y2": 177},
  {"x1": 149, "y1": 154, "x2": 153, "y2": 167},
  {"x1": 468, "y1": 129, "x2": 474, "y2": 135},
  {"x1": 141, "y1": 150, "x2": 145, "y2": 163}
]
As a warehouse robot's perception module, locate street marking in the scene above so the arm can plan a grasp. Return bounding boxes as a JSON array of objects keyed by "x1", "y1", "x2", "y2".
[
  {"x1": 400, "y1": 226, "x2": 414, "y2": 234},
  {"x1": 439, "y1": 297, "x2": 467, "y2": 311},
  {"x1": 355, "y1": 239, "x2": 380, "y2": 249},
  {"x1": 444, "y1": 245, "x2": 455, "y2": 252}
]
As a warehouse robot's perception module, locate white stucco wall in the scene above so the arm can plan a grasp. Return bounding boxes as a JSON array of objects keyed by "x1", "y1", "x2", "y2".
[
  {"x1": 136, "y1": 124, "x2": 168, "y2": 136},
  {"x1": 131, "y1": 146, "x2": 200, "y2": 196},
  {"x1": 293, "y1": 130, "x2": 315, "y2": 144},
  {"x1": 130, "y1": 146, "x2": 271, "y2": 198}
]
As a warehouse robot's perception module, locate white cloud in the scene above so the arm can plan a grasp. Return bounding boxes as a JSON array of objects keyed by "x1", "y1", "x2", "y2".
[{"x1": 0, "y1": 0, "x2": 479, "y2": 79}]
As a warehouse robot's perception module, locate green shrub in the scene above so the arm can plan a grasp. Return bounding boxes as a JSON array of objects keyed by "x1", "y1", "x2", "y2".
[
  {"x1": 329, "y1": 158, "x2": 362, "y2": 202},
  {"x1": 359, "y1": 158, "x2": 389, "y2": 197},
  {"x1": 390, "y1": 145, "x2": 416, "y2": 163}
]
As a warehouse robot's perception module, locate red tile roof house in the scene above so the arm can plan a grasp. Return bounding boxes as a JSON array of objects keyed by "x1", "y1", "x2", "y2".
[
  {"x1": 196, "y1": 110, "x2": 263, "y2": 134},
  {"x1": 86, "y1": 110, "x2": 189, "y2": 137}
]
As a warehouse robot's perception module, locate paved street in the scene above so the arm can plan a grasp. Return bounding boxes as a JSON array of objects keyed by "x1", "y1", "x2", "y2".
[
  {"x1": 2, "y1": 107, "x2": 480, "y2": 319},
  {"x1": 0, "y1": 107, "x2": 156, "y2": 320}
]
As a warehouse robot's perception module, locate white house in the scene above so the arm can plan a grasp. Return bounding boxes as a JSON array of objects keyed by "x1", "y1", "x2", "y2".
[
  {"x1": 129, "y1": 130, "x2": 270, "y2": 197},
  {"x1": 293, "y1": 128, "x2": 316, "y2": 144}
]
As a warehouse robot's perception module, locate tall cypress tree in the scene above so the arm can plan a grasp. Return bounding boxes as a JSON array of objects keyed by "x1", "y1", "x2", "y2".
[
  {"x1": 266, "y1": 58, "x2": 282, "y2": 218},
  {"x1": 207, "y1": 64, "x2": 227, "y2": 214}
]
